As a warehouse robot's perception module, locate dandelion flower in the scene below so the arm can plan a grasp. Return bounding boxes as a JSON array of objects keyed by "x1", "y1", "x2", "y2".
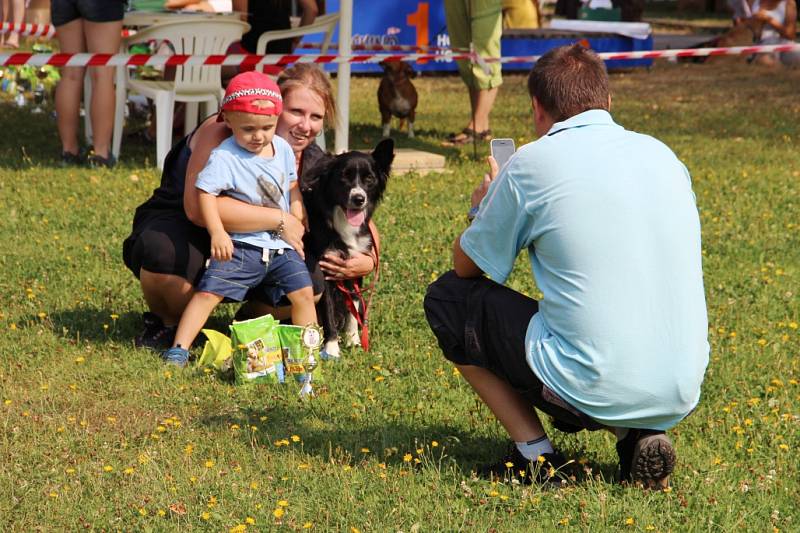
[
  {"x1": 103, "y1": 465, "x2": 114, "y2": 472},
  {"x1": 431, "y1": 441, "x2": 439, "y2": 447},
  {"x1": 361, "y1": 448, "x2": 370, "y2": 453},
  {"x1": 303, "y1": 523, "x2": 313, "y2": 529},
  {"x1": 246, "y1": 517, "x2": 255, "y2": 525},
  {"x1": 625, "y1": 517, "x2": 634, "y2": 526},
  {"x1": 291, "y1": 435, "x2": 301, "y2": 442},
  {"x1": 273, "y1": 508, "x2": 285, "y2": 519},
  {"x1": 403, "y1": 453, "x2": 412, "y2": 462},
  {"x1": 278, "y1": 500, "x2": 289, "y2": 507},
  {"x1": 204, "y1": 460, "x2": 215, "y2": 468}
]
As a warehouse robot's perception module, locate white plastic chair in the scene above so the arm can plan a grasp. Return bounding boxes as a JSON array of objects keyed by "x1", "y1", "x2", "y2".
[
  {"x1": 93, "y1": 18, "x2": 248, "y2": 169},
  {"x1": 255, "y1": 12, "x2": 339, "y2": 56},
  {"x1": 254, "y1": 12, "x2": 339, "y2": 151}
]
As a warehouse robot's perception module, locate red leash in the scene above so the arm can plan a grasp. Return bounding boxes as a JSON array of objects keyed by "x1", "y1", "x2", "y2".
[{"x1": 335, "y1": 224, "x2": 380, "y2": 351}]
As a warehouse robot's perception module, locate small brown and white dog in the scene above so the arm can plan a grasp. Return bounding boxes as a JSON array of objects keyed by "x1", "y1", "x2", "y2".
[{"x1": 378, "y1": 60, "x2": 418, "y2": 138}]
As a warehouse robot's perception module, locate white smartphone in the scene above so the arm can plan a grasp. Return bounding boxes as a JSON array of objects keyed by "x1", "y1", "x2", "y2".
[{"x1": 490, "y1": 138, "x2": 516, "y2": 170}]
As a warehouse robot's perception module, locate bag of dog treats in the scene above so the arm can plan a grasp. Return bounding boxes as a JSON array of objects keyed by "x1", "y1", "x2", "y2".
[
  {"x1": 277, "y1": 324, "x2": 323, "y2": 396},
  {"x1": 230, "y1": 315, "x2": 285, "y2": 385}
]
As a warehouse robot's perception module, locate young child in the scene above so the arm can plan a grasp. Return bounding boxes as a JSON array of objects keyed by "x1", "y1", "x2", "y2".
[{"x1": 162, "y1": 71, "x2": 317, "y2": 367}]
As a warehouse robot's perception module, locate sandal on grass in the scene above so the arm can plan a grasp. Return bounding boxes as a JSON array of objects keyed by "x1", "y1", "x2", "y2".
[{"x1": 444, "y1": 127, "x2": 492, "y2": 146}]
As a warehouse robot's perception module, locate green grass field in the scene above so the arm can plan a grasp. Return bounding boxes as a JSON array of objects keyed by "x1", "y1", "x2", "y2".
[{"x1": 1, "y1": 60, "x2": 799, "y2": 531}]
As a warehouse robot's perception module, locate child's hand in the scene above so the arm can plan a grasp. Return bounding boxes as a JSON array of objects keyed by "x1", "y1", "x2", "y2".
[{"x1": 210, "y1": 231, "x2": 234, "y2": 261}]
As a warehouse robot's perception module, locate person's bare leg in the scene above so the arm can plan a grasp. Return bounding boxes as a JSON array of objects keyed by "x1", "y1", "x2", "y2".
[
  {"x1": 456, "y1": 363, "x2": 546, "y2": 442},
  {"x1": 2, "y1": 0, "x2": 24, "y2": 48},
  {"x1": 470, "y1": 87, "x2": 498, "y2": 133},
  {"x1": 140, "y1": 269, "x2": 195, "y2": 326},
  {"x1": 286, "y1": 286, "x2": 317, "y2": 327},
  {"x1": 0, "y1": 0, "x2": 7, "y2": 46},
  {"x1": 54, "y1": 19, "x2": 86, "y2": 155},
  {"x1": 172, "y1": 291, "x2": 223, "y2": 348},
  {"x1": 84, "y1": 19, "x2": 122, "y2": 158},
  {"x1": 453, "y1": 87, "x2": 497, "y2": 142}
]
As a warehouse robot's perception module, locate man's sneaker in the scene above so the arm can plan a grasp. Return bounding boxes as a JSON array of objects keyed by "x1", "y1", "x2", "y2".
[
  {"x1": 134, "y1": 312, "x2": 176, "y2": 351},
  {"x1": 616, "y1": 429, "x2": 676, "y2": 489},
  {"x1": 162, "y1": 346, "x2": 190, "y2": 368},
  {"x1": 477, "y1": 443, "x2": 568, "y2": 486}
]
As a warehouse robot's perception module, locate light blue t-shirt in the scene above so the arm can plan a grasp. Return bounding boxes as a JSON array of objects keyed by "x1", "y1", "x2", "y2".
[
  {"x1": 196, "y1": 135, "x2": 297, "y2": 250},
  {"x1": 461, "y1": 110, "x2": 709, "y2": 430}
]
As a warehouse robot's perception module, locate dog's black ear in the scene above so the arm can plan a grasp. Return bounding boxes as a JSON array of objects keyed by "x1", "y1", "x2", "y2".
[
  {"x1": 379, "y1": 60, "x2": 389, "y2": 72},
  {"x1": 300, "y1": 153, "x2": 333, "y2": 192},
  {"x1": 403, "y1": 62, "x2": 417, "y2": 78},
  {"x1": 371, "y1": 138, "x2": 394, "y2": 176}
]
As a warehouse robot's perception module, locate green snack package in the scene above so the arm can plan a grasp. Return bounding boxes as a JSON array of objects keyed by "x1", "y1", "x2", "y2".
[
  {"x1": 277, "y1": 324, "x2": 324, "y2": 396},
  {"x1": 230, "y1": 315, "x2": 284, "y2": 385}
]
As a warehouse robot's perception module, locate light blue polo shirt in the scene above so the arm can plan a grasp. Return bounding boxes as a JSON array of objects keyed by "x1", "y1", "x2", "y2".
[
  {"x1": 461, "y1": 110, "x2": 709, "y2": 430},
  {"x1": 196, "y1": 135, "x2": 296, "y2": 250}
]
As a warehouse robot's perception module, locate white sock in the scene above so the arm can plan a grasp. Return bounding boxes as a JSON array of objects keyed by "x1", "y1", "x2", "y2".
[
  {"x1": 615, "y1": 428, "x2": 630, "y2": 441},
  {"x1": 515, "y1": 435, "x2": 554, "y2": 460}
]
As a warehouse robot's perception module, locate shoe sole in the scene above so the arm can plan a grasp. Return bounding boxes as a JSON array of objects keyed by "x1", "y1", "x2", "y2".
[{"x1": 631, "y1": 433, "x2": 675, "y2": 490}]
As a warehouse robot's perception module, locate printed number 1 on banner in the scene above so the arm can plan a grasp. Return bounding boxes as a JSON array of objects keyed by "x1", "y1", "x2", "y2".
[{"x1": 407, "y1": 2, "x2": 429, "y2": 62}]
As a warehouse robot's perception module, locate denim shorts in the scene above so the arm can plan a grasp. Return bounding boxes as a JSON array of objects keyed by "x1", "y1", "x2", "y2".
[
  {"x1": 50, "y1": 0, "x2": 126, "y2": 27},
  {"x1": 197, "y1": 243, "x2": 312, "y2": 302}
]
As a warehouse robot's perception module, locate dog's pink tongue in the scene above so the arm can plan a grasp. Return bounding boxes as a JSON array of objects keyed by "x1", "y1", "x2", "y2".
[{"x1": 346, "y1": 209, "x2": 366, "y2": 227}]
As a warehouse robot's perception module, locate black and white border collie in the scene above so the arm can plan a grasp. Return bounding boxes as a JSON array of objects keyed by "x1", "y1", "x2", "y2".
[{"x1": 301, "y1": 139, "x2": 394, "y2": 359}]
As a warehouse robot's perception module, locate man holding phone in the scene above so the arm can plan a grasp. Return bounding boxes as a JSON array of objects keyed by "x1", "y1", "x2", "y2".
[{"x1": 424, "y1": 44, "x2": 709, "y2": 489}]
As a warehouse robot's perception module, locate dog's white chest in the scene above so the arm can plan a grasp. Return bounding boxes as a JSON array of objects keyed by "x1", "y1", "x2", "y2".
[
  {"x1": 332, "y1": 207, "x2": 371, "y2": 254},
  {"x1": 391, "y1": 96, "x2": 412, "y2": 115}
]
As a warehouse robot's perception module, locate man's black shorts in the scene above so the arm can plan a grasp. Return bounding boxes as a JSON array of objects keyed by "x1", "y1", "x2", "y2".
[{"x1": 424, "y1": 270, "x2": 603, "y2": 431}]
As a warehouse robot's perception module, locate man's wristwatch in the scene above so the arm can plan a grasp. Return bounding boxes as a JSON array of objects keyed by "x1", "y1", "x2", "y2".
[{"x1": 467, "y1": 206, "x2": 480, "y2": 223}]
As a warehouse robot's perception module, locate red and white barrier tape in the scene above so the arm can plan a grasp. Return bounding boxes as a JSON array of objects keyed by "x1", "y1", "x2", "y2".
[
  {"x1": 1, "y1": 43, "x2": 798, "y2": 68},
  {"x1": 1, "y1": 22, "x2": 464, "y2": 53},
  {"x1": 0, "y1": 52, "x2": 471, "y2": 67},
  {"x1": 297, "y1": 41, "x2": 472, "y2": 53},
  {"x1": 1, "y1": 21, "x2": 56, "y2": 38},
  {"x1": 0, "y1": 21, "x2": 135, "y2": 38}
]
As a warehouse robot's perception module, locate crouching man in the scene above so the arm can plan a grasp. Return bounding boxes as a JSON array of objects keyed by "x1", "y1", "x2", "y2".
[{"x1": 424, "y1": 44, "x2": 709, "y2": 488}]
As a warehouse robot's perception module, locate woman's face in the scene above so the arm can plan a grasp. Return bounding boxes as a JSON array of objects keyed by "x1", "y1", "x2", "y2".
[{"x1": 277, "y1": 87, "x2": 326, "y2": 154}]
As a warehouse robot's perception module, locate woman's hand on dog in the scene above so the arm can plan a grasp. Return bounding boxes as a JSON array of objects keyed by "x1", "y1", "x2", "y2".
[
  {"x1": 283, "y1": 212, "x2": 306, "y2": 259},
  {"x1": 320, "y1": 252, "x2": 374, "y2": 280},
  {"x1": 471, "y1": 156, "x2": 500, "y2": 209}
]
